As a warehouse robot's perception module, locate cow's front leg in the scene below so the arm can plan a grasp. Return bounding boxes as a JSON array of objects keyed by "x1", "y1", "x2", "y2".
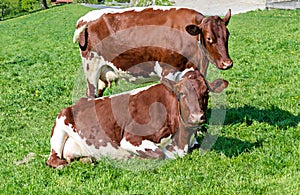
[
  {"x1": 136, "y1": 148, "x2": 165, "y2": 159},
  {"x1": 47, "y1": 149, "x2": 67, "y2": 168},
  {"x1": 120, "y1": 138, "x2": 165, "y2": 159},
  {"x1": 46, "y1": 115, "x2": 69, "y2": 168},
  {"x1": 63, "y1": 137, "x2": 89, "y2": 164}
]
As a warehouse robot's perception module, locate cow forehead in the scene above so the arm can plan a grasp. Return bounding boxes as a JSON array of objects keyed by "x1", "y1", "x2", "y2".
[
  {"x1": 203, "y1": 16, "x2": 227, "y2": 34},
  {"x1": 186, "y1": 78, "x2": 208, "y2": 98}
]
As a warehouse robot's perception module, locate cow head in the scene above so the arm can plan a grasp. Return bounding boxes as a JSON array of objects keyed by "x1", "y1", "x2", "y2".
[
  {"x1": 162, "y1": 71, "x2": 228, "y2": 128},
  {"x1": 185, "y1": 9, "x2": 233, "y2": 70},
  {"x1": 162, "y1": 70, "x2": 228, "y2": 127}
]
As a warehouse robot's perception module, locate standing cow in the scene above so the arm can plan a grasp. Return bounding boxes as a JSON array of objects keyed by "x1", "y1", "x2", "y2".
[
  {"x1": 73, "y1": 6, "x2": 232, "y2": 98},
  {"x1": 46, "y1": 70, "x2": 228, "y2": 168}
]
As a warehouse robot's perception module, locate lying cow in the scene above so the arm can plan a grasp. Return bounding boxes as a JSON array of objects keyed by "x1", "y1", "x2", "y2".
[
  {"x1": 73, "y1": 6, "x2": 232, "y2": 97},
  {"x1": 46, "y1": 70, "x2": 228, "y2": 168}
]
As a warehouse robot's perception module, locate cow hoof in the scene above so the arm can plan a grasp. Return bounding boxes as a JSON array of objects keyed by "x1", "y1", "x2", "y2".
[
  {"x1": 56, "y1": 164, "x2": 66, "y2": 170},
  {"x1": 46, "y1": 158, "x2": 68, "y2": 169},
  {"x1": 46, "y1": 154, "x2": 68, "y2": 169}
]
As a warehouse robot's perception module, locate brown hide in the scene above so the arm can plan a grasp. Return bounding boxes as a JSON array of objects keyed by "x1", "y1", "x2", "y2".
[
  {"x1": 71, "y1": 85, "x2": 179, "y2": 147},
  {"x1": 47, "y1": 70, "x2": 229, "y2": 168},
  {"x1": 75, "y1": 7, "x2": 232, "y2": 97}
]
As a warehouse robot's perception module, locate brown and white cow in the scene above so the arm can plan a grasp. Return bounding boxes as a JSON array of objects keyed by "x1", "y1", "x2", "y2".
[
  {"x1": 46, "y1": 70, "x2": 228, "y2": 168},
  {"x1": 73, "y1": 6, "x2": 232, "y2": 97}
]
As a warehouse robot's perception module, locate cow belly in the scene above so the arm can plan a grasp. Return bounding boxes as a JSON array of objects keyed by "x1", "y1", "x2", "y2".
[{"x1": 62, "y1": 133, "x2": 132, "y2": 160}]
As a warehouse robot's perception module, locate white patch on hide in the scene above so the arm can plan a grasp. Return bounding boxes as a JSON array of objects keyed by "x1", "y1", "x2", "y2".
[
  {"x1": 50, "y1": 116, "x2": 71, "y2": 159},
  {"x1": 129, "y1": 84, "x2": 157, "y2": 96},
  {"x1": 53, "y1": 118, "x2": 131, "y2": 160},
  {"x1": 154, "y1": 61, "x2": 163, "y2": 78},
  {"x1": 63, "y1": 137, "x2": 86, "y2": 161},
  {"x1": 154, "y1": 61, "x2": 195, "y2": 82},
  {"x1": 94, "y1": 83, "x2": 158, "y2": 101},
  {"x1": 120, "y1": 138, "x2": 158, "y2": 155},
  {"x1": 82, "y1": 52, "x2": 120, "y2": 95},
  {"x1": 73, "y1": 23, "x2": 88, "y2": 43},
  {"x1": 165, "y1": 67, "x2": 195, "y2": 82}
]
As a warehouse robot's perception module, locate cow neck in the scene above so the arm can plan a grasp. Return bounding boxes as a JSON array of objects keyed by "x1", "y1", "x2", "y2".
[
  {"x1": 197, "y1": 33, "x2": 210, "y2": 69},
  {"x1": 176, "y1": 93, "x2": 187, "y2": 127}
]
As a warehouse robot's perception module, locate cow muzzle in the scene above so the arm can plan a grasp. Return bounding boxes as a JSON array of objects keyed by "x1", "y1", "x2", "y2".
[
  {"x1": 188, "y1": 113, "x2": 206, "y2": 126},
  {"x1": 219, "y1": 59, "x2": 233, "y2": 70}
]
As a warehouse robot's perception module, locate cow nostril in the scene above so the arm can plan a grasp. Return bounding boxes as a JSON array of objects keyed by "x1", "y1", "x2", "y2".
[
  {"x1": 222, "y1": 60, "x2": 233, "y2": 69},
  {"x1": 189, "y1": 114, "x2": 206, "y2": 124},
  {"x1": 200, "y1": 115, "x2": 206, "y2": 123}
]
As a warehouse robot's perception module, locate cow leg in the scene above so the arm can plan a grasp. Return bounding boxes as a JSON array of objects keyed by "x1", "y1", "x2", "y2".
[
  {"x1": 83, "y1": 53, "x2": 120, "y2": 98},
  {"x1": 97, "y1": 65, "x2": 120, "y2": 96},
  {"x1": 46, "y1": 116, "x2": 69, "y2": 168},
  {"x1": 136, "y1": 148, "x2": 165, "y2": 159},
  {"x1": 47, "y1": 149, "x2": 67, "y2": 168},
  {"x1": 63, "y1": 137, "x2": 88, "y2": 163},
  {"x1": 97, "y1": 79, "x2": 107, "y2": 97},
  {"x1": 82, "y1": 52, "x2": 105, "y2": 98},
  {"x1": 120, "y1": 138, "x2": 165, "y2": 159}
]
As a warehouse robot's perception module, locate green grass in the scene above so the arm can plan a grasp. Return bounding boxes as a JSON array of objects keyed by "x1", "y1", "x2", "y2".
[{"x1": 0, "y1": 5, "x2": 299, "y2": 194}]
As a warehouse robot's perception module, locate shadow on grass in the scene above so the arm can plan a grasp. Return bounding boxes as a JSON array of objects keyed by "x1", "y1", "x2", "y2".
[
  {"x1": 199, "y1": 104, "x2": 299, "y2": 157},
  {"x1": 197, "y1": 135, "x2": 263, "y2": 158},
  {"x1": 224, "y1": 104, "x2": 299, "y2": 129}
]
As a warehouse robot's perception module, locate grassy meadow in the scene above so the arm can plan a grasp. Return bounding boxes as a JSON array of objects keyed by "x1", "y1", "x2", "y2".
[{"x1": 0, "y1": 4, "x2": 299, "y2": 194}]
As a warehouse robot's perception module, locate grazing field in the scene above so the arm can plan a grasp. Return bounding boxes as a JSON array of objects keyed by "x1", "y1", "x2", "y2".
[{"x1": 0, "y1": 4, "x2": 299, "y2": 194}]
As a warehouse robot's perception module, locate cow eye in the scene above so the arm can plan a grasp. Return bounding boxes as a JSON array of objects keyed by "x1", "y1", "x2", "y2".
[{"x1": 207, "y1": 36, "x2": 213, "y2": 43}]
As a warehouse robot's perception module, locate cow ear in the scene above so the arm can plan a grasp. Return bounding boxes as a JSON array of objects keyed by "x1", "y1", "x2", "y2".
[
  {"x1": 207, "y1": 79, "x2": 229, "y2": 93},
  {"x1": 161, "y1": 78, "x2": 177, "y2": 91},
  {"x1": 185, "y1": 25, "x2": 201, "y2": 36},
  {"x1": 223, "y1": 9, "x2": 231, "y2": 26},
  {"x1": 195, "y1": 13, "x2": 205, "y2": 24}
]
